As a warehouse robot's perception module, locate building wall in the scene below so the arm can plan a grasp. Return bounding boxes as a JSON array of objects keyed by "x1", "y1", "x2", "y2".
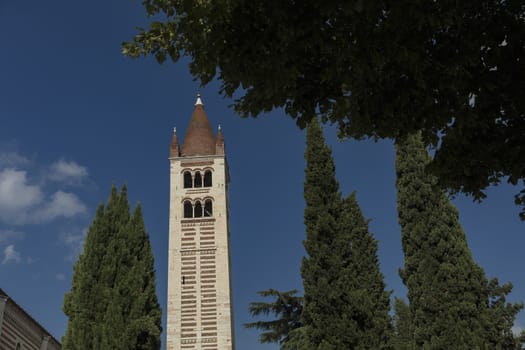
[
  {"x1": 0, "y1": 292, "x2": 60, "y2": 350},
  {"x1": 167, "y1": 155, "x2": 234, "y2": 350}
]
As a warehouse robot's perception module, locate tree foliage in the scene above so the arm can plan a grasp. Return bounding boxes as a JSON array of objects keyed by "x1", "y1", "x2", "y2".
[
  {"x1": 300, "y1": 119, "x2": 391, "y2": 349},
  {"x1": 395, "y1": 133, "x2": 522, "y2": 349},
  {"x1": 63, "y1": 185, "x2": 162, "y2": 350},
  {"x1": 339, "y1": 193, "x2": 393, "y2": 349},
  {"x1": 392, "y1": 298, "x2": 414, "y2": 350},
  {"x1": 246, "y1": 120, "x2": 391, "y2": 349},
  {"x1": 244, "y1": 289, "x2": 303, "y2": 348},
  {"x1": 123, "y1": 0, "x2": 525, "y2": 218}
]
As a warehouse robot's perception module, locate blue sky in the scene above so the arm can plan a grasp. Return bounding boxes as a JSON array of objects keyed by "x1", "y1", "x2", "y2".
[{"x1": 0, "y1": 1, "x2": 524, "y2": 349}]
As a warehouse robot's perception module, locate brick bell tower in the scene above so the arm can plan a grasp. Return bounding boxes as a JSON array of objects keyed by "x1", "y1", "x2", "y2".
[{"x1": 167, "y1": 94, "x2": 235, "y2": 350}]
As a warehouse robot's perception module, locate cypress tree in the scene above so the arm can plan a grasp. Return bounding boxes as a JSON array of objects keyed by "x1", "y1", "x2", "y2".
[
  {"x1": 301, "y1": 118, "x2": 342, "y2": 349},
  {"x1": 300, "y1": 119, "x2": 391, "y2": 349},
  {"x1": 484, "y1": 279, "x2": 524, "y2": 349},
  {"x1": 63, "y1": 186, "x2": 162, "y2": 350},
  {"x1": 392, "y1": 298, "x2": 413, "y2": 350},
  {"x1": 338, "y1": 193, "x2": 392, "y2": 349},
  {"x1": 63, "y1": 203, "x2": 109, "y2": 350},
  {"x1": 395, "y1": 132, "x2": 522, "y2": 349},
  {"x1": 99, "y1": 185, "x2": 130, "y2": 349},
  {"x1": 119, "y1": 204, "x2": 162, "y2": 349}
]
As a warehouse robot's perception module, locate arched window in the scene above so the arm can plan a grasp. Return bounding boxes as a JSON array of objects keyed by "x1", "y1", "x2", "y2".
[
  {"x1": 16, "y1": 343, "x2": 21, "y2": 350},
  {"x1": 194, "y1": 172, "x2": 202, "y2": 188},
  {"x1": 204, "y1": 200, "x2": 213, "y2": 217},
  {"x1": 194, "y1": 201, "x2": 203, "y2": 217},
  {"x1": 183, "y1": 200, "x2": 193, "y2": 218},
  {"x1": 204, "y1": 170, "x2": 212, "y2": 187},
  {"x1": 183, "y1": 171, "x2": 192, "y2": 188}
]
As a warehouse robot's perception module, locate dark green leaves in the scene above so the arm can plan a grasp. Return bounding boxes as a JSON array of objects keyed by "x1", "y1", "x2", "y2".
[{"x1": 124, "y1": 0, "x2": 525, "y2": 219}]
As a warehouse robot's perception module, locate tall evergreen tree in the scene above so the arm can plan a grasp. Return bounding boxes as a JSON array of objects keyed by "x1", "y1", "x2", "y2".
[
  {"x1": 338, "y1": 193, "x2": 392, "y2": 349},
  {"x1": 301, "y1": 118, "x2": 342, "y2": 349},
  {"x1": 62, "y1": 203, "x2": 108, "y2": 350},
  {"x1": 300, "y1": 119, "x2": 391, "y2": 349},
  {"x1": 395, "y1": 132, "x2": 522, "y2": 349},
  {"x1": 247, "y1": 120, "x2": 392, "y2": 349},
  {"x1": 119, "y1": 205, "x2": 162, "y2": 349},
  {"x1": 99, "y1": 185, "x2": 130, "y2": 349},
  {"x1": 392, "y1": 298, "x2": 413, "y2": 350},
  {"x1": 484, "y1": 279, "x2": 525, "y2": 349},
  {"x1": 63, "y1": 186, "x2": 162, "y2": 350}
]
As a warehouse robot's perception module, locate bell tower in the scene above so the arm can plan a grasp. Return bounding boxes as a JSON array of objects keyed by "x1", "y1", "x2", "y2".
[{"x1": 167, "y1": 95, "x2": 235, "y2": 350}]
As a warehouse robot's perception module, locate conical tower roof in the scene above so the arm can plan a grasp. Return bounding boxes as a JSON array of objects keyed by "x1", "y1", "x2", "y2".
[{"x1": 181, "y1": 94, "x2": 216, "y2": 156}]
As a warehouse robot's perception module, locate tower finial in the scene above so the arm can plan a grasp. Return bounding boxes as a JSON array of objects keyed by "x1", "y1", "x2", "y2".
[
  {"x1": 173, "y1": 126, "x2": 177, "y2": 133},
  {"x1": 218, "y1": 124, "x2": 221, "y2": 131},
  {"x1": 195, "y1": 93, "x2": 204, "y2": 106}
]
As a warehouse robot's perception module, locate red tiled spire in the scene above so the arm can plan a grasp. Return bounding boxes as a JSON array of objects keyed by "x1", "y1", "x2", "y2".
[{"x1": 181, "y1": 94, "x2": 216, "y2": 156}]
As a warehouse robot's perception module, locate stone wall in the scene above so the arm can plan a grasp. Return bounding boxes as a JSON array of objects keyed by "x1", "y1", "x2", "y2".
[
  {"x1": 0, "y1": 289, "x2": 61, "y2": 350},
  {"x1": 167, "y1": 155, "x2": 235, "y2": 350}
]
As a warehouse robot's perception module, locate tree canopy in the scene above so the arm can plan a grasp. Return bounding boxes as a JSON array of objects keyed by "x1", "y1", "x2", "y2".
[
  {"x1": 245, "y1": 120, "x2": 392, "y2": 349},
  {"x1": 300, "y1": 119, "x2": 391, "y2": 348},
  {"x1": 123, "y1": 0, "x2": 525, "y2": 218},
  {"x1": 63, "y1": 186, "x2": 162, "y2": 350},
  {"x1": 395, "y1": 133, "x2": 522, "y2": 349},
  {"x1": 244, "y1": 289, "x2": 303, "y2": 348}
]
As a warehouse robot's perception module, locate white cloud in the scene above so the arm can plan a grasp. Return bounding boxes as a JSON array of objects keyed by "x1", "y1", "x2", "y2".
[
  {"x1": 0, "y1": 229, "x2": 24, "y2": 244},
  {"x1": 60, "y1": 227, "x2": 88, "y2": 262},
  {"x1": 0, "y1": 168, "x2": 43, "y2": 223},
  {"x1": 2, "y1": 244, "x2": 21, "y2": 264},
  {"x1": 48, "y1": 160, "x2": 88, "y2": 183},
  {"x1": 0, "y1": 156, "x2": 88, "y2": 225},
  {"x1": 55, "y1": 273, "x2": 65, "y2": 281},
  {"x1": 0, "y1": 151, "x2": 29, "y2": 167},
  {"x1": 34, "y1": 191, "x2": 87, "y2": 222}
]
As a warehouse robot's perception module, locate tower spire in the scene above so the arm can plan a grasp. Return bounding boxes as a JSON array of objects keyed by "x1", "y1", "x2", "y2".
[
  {"x1": 216, "y1": 124, "x2": 225, "y2": 155},
  {"x1": 181, "y1": 94, "x2": 216, "y2": 156},
  {"x1": 170, "y1": 127, "x2": 180, "y2": 157},
  {"x1": 195, "y1": 93, "x2": 203, "y2": 106}
]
